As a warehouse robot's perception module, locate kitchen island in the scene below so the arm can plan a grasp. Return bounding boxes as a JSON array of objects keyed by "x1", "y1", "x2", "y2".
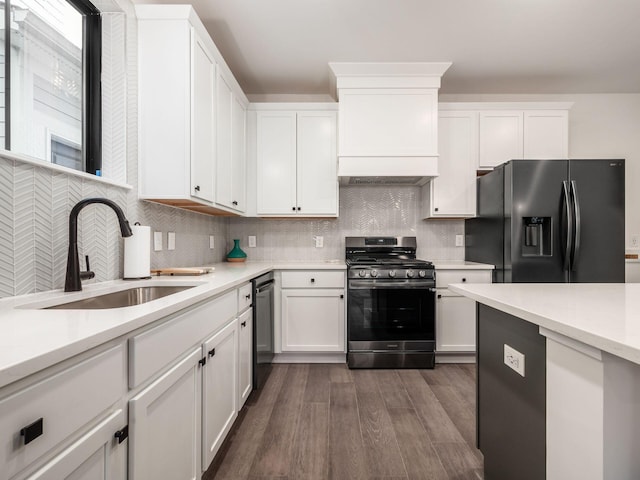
[{"x1": 450, "y1": 283, "x2": 640, "y2": 480}]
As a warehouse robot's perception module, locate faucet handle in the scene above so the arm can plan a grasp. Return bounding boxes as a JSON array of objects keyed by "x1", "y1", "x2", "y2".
[{"x1": 80, "y1": 255, "x2": 96, "y2": 280}]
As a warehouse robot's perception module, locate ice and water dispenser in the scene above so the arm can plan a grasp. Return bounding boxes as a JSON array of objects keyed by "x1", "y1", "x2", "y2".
[{"x1": 522, "y1": 217, "x2": 552, "y2": 256}]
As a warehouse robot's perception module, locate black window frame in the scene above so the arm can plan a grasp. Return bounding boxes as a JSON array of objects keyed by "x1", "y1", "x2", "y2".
[{"x1": 3, "y1": 0, "x2": 102, "y2": 175}]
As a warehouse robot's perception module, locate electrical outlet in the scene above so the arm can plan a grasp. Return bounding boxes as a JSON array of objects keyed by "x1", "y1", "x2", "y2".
[
  {"x1": 314, "y1": 235, "x2": 324, "y2": 248},
  {"x1": 631, "y1": 234, "x2": 640, "y2": 249},
  {"x1": 167, "y1": 232, "x2": 176, "y2": 251},
  {"x1": 504, "y1": 344, "x2": 525, "y2": 377},
  {"x1": 455, "y1": 234, "x2": 464, "y2": 247},
  {"x1": 248, "y1": 235, "x2": 257, "y2": 248},
  {"x1": 209, "y1": 235, "x2": 215, "y2": 249},
  {"x1": 153, "y1": 231, "x2": 163, "y2": 251}
]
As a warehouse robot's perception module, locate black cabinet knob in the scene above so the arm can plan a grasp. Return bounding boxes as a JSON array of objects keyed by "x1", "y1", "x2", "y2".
[
  {"x1": 435, "y1": 207, "x2": 439, "y2": 212},
  {"x1": 310, "y1": 278, "x2": 315, "y2": 283},
  {"x1": 232, "y1": 200, "x2": 238, "y2": 206},
  {"x1": 245, "y1": 294, "x2": 251, "y2": 300},
  {"x1": 194, "y1": 185, "x2": 200, "y2": 192},
  {"x1": 462, "y1": 278, "x2": 467, "y2": 282},
  {"x1": 208, "y1": 348, "x2": 216, "y2": 357},
  {"x1": 241, "y1": 321, "x2": 247, "y2": 327},
  {"x1": 437, "y1": 294, "x2": 442, "y2": 299},
  {"x1": 292, "y1": 206, "x2": 296, "y2": 211},
  {"x1": 114, "y1": 426, "x2": 128, "y2": 444},
  {"x1": 297, "y1": 207, "x2": 301, "y2": 211},
  {"x1": 198, "y1": 357, "x2": 207, "y2": 366}
]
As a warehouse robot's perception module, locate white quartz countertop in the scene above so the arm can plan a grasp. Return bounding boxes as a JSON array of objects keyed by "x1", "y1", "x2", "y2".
[
  {"x1": 0, "y1": 261, "x2": 345, "y2": 389},
  {"x1": 432, "y1": 261, "x2": 494, "y2": 270},
  {"x1": 449, "y1": 283, "x2": 640, "y2": 365}
]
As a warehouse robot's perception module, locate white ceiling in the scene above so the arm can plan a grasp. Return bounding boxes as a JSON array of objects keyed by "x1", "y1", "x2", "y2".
[{"x1": 131, "y1": 0, "x2": 640, "y2": 97}]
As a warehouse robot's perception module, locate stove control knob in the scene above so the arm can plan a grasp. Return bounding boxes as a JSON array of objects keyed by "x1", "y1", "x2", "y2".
[
  {"x1": 406, "y1": 269, "x2": 415, "y2": 278},
  {"x1": 370, "y1": 270, "x2": 379, "y2": 278},
  {"x1": 388, "y1": 270, "x2": 396, "y2": 278},
  {"x1": 358, "y1": 270, "x2": 367, "y2": 278},
  {"x1": 419, "y1": 270, "x2": 427, "y2": 278}
]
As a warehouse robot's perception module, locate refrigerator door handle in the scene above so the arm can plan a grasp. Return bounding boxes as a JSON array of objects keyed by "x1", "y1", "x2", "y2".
[
  {"x1": 570, "y1": 180, "x2": 581, "y2": 271},
  {"x1": 562, "y1": 181, "x2": 573, "y2": 271}
]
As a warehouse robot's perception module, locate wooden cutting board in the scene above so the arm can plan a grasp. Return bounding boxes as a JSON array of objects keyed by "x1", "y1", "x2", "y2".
[{"x1": 151, "y1": 267, "x2": 214, "y2": 276}]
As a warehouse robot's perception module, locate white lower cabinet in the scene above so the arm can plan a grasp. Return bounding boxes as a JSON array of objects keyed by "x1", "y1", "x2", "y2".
[
  {"x1": 238, "y1": 308, "x2": 253, "y2": 408},
  {"x1": 22, "y1": 410, "x2": 126, "y2": 480},
  {"x1": 202, "y1": 319, "x2": 238, "y2": 469},
  {"x1": 129, "y1": 348, "x2": 201, "y2": 480},
  {"x1": 435, "y1": 267, "x2": 492, "y2": 357},
  {"x1": 436, "y1": 290, "x2": 477, "y2": 352},
  {"x1": 280, "y1": 270, "x2": 346, "y2": 353}
]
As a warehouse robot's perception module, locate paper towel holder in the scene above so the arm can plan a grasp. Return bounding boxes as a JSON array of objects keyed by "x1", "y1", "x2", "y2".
[{"x1": 124, "y1": 222, "x2": 152, "y2": 280}]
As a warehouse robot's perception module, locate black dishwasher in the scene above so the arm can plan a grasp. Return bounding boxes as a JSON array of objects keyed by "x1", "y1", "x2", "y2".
[{"x1": 252, "y1": 272, "x2": 274, "y2": 389}]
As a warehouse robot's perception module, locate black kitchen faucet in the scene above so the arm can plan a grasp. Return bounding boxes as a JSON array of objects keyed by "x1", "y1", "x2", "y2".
[{"x1": 64, "y1": 198, "x2": 133, "y2": 292}]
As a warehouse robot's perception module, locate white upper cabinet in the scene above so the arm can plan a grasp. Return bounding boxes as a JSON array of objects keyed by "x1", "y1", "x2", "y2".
[
  {"x1": 136, "y1": 5, "x2": 249, "y2": 216},
  {"x1": 479, "y1": 110, "x2": 524, "y2": 169},
  {"x1": 423, "y1": 110, "x2": 478, "y2": 218},
  {"x1": 255, "y1": 105, "x2": 338, "y2": 217},
  {"x1": 523, "y1": 110, "x2": 569, "y2": 159},
  {"x1": 215, "y1": 70, "x2": 247, "y2": 212},
  {"x1": 477, "y1": 104, "x2": 571, "y2": 169}
]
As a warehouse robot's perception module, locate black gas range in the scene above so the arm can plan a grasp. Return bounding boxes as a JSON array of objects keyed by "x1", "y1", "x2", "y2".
[{"x1": 345, "y1": 236, "x2": 436, "y2": 369}]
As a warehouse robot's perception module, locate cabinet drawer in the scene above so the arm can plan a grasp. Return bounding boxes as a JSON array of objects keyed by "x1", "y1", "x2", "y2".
[
  {"x1": 238, "y1": 283, "x2": 252, "y2": 312},
  {"x1": 129, "y1": 290, "x2": 236, "y2": 388},
  {"x1": 281, "y1": 271, "x2": 345, "y2": 289},
  {"x1": 436, "y1": 269, "x2": 492, "y2": 288},
  {"x1": 0, "y1": 345, "x2": 124, "y2": 480}
]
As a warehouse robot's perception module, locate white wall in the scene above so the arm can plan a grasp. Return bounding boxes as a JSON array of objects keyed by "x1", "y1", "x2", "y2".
[{"x1": 440, "y1": 93, "x2": 640, "y2": 251}]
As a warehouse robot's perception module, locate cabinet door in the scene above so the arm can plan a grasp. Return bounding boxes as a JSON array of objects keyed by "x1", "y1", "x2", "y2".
[
  {"x1": 191, "y1": 29, "x2": 215, "y2": 202},
  {"x1": 129, "y1": 348, "x2": 201, "y2": 480},
  {"x1": 215, "y1": 71, "x2": 234, "y2": 208},
  {"x1": 524, "y1": 110, "x2": 569, "y2": 159},
  {"x1": 256, "y1": 111, "x2": 297, "y2": 215},
  {"x1": 479, "y1": 111, "x2": 523, "y2": 168},
  {"x1": 429, "y1": 111, "x2": 478, "y2": 217},
  {"x1": 231, "y1": 96, "x2": 247, "y2": 212},
  {"x1": 238, "y1": 308, "x2": 253, "y2": 409},
  {"x1": 202, "y1": 320, "x2": 238, "y2": 469},
  {"x1": 22, "y1": 410, "x2": 126, "y2": 480},
  {"x1": 436, "y1": 290, "x2": 476, "y2": 352},
  {"x1": 297, "y1": 111, "x2": 338, "y2": 215},
  {"x1": 281, "y1": 289, "x2": 345, "y2": 352}
]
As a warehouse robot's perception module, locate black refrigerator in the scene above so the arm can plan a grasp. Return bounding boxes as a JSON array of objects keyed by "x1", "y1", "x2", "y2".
[{"x1": 465, "y1": 159, "x2": 625, "y2": 283}]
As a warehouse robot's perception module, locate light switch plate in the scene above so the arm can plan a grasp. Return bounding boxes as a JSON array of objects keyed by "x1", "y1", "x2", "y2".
[
  {"x1": 314, "y1": 235, "x2": 324, "y2": 248},
  {"x1": 631, "y1": 234, "x2": 640, "y2": 249},
  {"x1": 167, "y1": 232, "x2": 176, "y2": 251},
  {"x1": 248, "y1": 235, "x2": 257, "y2": 248},
  {"x1": 209, "y1": 235, "x2": 215, "y2": 249},
  {"x1": 455, "y1": 234, "x2": 464, "y2": 247},
  {"x1": 153, "y1": 231, "x2": 163, "y2": 251},
  {"x1": 504, "y1": 344, "x2": 525, "y2": 377}
]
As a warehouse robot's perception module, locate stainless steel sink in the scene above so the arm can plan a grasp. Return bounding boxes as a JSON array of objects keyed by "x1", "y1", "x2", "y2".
[{"x1": 45, "y1": 285, "x2": 196, "y2": 310}]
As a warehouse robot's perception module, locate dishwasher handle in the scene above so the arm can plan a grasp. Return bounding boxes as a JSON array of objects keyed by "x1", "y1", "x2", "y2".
[{"x1": 256, "y1": 279, "x2": 275, "y2": 294}]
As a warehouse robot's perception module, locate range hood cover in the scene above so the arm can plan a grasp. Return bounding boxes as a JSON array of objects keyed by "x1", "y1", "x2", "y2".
[{"x1": 338, "y1": 155, "x2": 438, "y2": 186}]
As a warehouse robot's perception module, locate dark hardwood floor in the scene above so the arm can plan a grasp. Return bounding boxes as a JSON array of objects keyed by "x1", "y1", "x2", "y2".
[{"x1": 204, "y1": 364, "x2": 483, "y2": 480}]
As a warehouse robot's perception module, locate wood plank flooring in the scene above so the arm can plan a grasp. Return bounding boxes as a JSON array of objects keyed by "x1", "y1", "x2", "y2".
[{"x1": 204, "y1": 364, "x2": 483, "y2": 480}]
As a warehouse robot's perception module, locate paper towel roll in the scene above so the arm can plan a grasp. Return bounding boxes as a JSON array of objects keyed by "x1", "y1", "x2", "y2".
[{"x1": 124, "y1": 225, "x2": 151, "y2": 279}]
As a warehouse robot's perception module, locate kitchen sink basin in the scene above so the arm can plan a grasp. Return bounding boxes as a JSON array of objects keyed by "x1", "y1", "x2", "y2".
[{"x1": 44, "y1": 285, "x2": 196, "y2": 310}]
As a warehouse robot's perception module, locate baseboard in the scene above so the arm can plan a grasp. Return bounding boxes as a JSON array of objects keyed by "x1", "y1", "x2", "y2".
[
  {"x1": 273, "y1": 352, "x2": 347, "y2": 364},
  {"x1": 436, "y1": 352, "x2": 476, "y2": 364}
]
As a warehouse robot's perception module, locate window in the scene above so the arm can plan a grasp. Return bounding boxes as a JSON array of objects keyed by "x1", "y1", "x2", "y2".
[{"x1": 1, "y1": 0, "x2": 101, "y2": 174}]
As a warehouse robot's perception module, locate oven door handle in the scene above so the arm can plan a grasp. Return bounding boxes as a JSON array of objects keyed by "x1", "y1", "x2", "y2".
[{"x1": 348, "y1": 280, "x2": 436, "y2": 289}]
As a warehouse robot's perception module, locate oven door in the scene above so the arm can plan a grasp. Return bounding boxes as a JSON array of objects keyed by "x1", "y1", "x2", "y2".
[{"x1": 347, "y1": 279, "x2": 435, "y2": 349}]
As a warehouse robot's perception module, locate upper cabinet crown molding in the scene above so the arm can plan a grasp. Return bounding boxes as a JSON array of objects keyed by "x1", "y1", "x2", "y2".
[{"x1": 439, "y1": 101, "x2": 574, "y2": 111}]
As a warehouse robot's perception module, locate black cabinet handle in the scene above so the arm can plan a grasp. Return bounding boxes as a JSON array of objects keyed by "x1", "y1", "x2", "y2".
[
  {"x1": 114, "y1": 426, "x2": 128, "y2": 444},
  {"x1": 437, "y1": 294, "x2": 442, "y2": 299},
  {"x1": 241, "y1": 321, "x2": 246, "y2": 327},
  {"x1": 194, "y1": 185, "x2": 200, "y2": 192},
  {"x1": 198, "y1": 357, "x2": 207, "y2": 366},
  {"x1": 340, "y1": 294, "x2": 344, "y2": 299},
  {"x1": 462, "y1": 278, "x2": 467, "y2": 282},
  {"x1": 435, "y1": 207, "x2": 439, "y2": 212},
  {"x1": 208, "y1": 348, "x2": 216, "y2": 357},
  {"x1": 245, "y1": 294, "x2": 251, "y2": 300},
  {"x1": 20, "y1": 418, "x2": 43, "y2": 445},
  {"x1": 310, "y1": 278, "x2": 315, "y2": 283},
  {"x1": 232, "y1": 200, "x2": 238, "y2": 206}
]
